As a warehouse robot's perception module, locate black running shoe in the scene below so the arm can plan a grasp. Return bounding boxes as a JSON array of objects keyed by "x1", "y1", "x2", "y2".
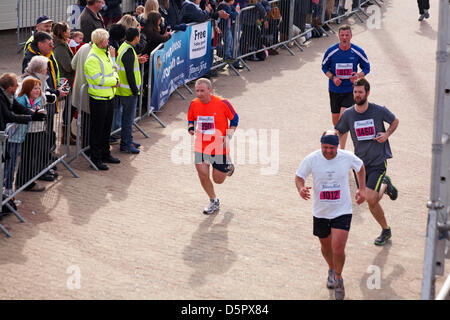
[
  {"x1": 383, "y1": 175, "x2": 398, "y2": 200},
  {"x1": 374, "y1": 228, "x2": 392, "y2": 246}
]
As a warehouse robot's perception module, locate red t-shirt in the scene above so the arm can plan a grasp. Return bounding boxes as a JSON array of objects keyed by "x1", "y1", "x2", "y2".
[{"x1": 187, "y1": 95, "x2": 237, "y2": 155}]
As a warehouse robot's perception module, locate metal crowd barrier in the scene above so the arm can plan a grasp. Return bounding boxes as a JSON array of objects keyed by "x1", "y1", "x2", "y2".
[
  {"x1": 143, "y1": 0, "x2": 385, "y2": 111},
  {"x1": 0, "y1": 88, "x2": 80, "y2": 237},
  {"x1": 4, "y1": 0, "x2": 385, "y2": 237}
]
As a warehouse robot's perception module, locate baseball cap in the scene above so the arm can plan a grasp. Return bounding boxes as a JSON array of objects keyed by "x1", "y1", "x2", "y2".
[{"x1": 36, "y1": 15, "x2": 53, "y2": 25}]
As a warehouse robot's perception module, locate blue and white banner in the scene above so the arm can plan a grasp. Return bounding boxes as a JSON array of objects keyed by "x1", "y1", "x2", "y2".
[{"x1": 151, "y1": 21, "x2": 212, "y2": 111}]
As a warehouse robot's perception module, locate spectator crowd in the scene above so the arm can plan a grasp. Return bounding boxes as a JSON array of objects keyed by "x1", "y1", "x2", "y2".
[{"x1": 0, "y1": 0, "x2": 370, "y2": 200}]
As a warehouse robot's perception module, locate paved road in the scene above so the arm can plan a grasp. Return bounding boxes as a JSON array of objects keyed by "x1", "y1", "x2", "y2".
[{"x1": 0, "y1": 0, "x2": 446, "y2": 299}]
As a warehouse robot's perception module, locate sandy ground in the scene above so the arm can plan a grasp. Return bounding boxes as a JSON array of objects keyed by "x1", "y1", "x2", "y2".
[{"x1": 0, "y1": 0, "x2": 448, "y2": 300}]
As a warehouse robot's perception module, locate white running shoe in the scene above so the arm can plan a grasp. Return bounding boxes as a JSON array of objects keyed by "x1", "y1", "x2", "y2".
[
  {"x1": 203, "y1": 199, "x2": 220, "y2": 215},
  {"x1": 335, "y1": 278, "x2": 345, "y2": 300},
  {"x1": 327, "y1": 269, "x2": 336, "y2": 289}
]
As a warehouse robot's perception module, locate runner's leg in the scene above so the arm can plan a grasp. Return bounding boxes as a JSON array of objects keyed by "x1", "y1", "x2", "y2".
[
  {"x1": 319, "y1": 236, "x2": 334, "y2": 270},
  {"x1": 195, "y1": 162, "x2": 216, "y2": 200},
  {"x1": 366, "y1": 188, "x2": 389, "y2": 229},
  {"x1": 331, "y1": 228, "x2": 349, "y2": 279},
  {"x1": 338, "y1": 107, "x2": 349, "y2": 149}
]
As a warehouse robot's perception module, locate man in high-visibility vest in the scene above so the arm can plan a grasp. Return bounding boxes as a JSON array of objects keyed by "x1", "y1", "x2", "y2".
[
  {"x1": 84, "y1": 28, "x2": 121, "y2": 170},
  {"x1": 116, "y1": 27, "x2": 148, "y2": 154}
]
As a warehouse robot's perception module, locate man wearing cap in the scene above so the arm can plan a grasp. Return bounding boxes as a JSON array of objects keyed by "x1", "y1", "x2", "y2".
[
  {"x1": 79, "y1": 0, "x2": 106, "y2": 43},
  {"x1": 295, "y1": 129, "x2": 366, "y2": 300},
  {"x1": 23, "y1": 15, "x2": 53, "y2": 55}
]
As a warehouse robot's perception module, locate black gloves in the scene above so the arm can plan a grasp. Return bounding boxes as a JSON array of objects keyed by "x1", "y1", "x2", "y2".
[{"x1": 31, "y1": 111, "x2": 46, "y2": 121}]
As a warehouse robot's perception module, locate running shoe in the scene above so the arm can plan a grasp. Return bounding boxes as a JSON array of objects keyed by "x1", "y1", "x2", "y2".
[
  {"x1": 424, "y1": 11, "x2": 430, "y2": 19},
  {"x1": 327, "y1": 269, "x2": 335, "y2": 289},
  {"x1": 383, "y1": 175, "x2": 398, "y2": 200},
  {"x1": 334, "y1": 278, "x2": 345, "y2": 300},
  {"x1": 418, "y1": 13, "x2": 426, "y2": 21},
  {"x1": 203, "y1": 199, "x2": 220, "y2": 215},
  {"x1": 374, "y1": 228, "x2": 392, "y2": 246},
  {"x1": 227, "y1": 163, "x2": 235, "y2": 177}
]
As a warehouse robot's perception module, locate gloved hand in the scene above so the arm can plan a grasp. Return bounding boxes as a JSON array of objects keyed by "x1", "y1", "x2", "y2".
[
  {"x1": 45, "y1": 91, "x2": 57, "y2": 104},
  {"x1": 175, "y1": 24, "x2": 187, "y2": 31},
  {"x1": 31, "y1": 111, "x2": 46, "y2": 121}
]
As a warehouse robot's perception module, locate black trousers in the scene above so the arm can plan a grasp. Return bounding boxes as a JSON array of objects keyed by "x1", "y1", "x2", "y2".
[
  {"x1": 89, "y1": 97, "x2": 113, "y2": 162},
  {"x1": 417, "y1": 0, "x2": 430, "y2": 14},
  {"x1": 80, "y1": 111, "x2": 91, "y2": 149}
]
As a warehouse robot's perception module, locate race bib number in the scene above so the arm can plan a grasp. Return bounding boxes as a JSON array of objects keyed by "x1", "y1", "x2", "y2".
[
  {"x1": 335, "y1": 63, "x2": 353, "y2": 79},
  {"x1": 320, "y1": 184, "x2": 341, "y2": 203},
  {"x1": 197, "y1": 116, "x2": 215, "y2": 134},
  {"x1": 354, "y1": 119, "x2": 376, "y2": 141}
]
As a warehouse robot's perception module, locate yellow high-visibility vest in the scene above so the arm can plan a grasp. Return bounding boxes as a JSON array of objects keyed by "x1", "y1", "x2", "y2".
[
  {"x1": 116, "y1": 41, "x2": 141, "y2": 97},
  {"x1": 84, "y1": 43, "x2": 118, "y2": 100}
]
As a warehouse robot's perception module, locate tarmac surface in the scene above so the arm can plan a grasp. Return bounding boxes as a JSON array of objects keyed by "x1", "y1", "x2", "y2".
[{"x1": 0, "y1": 0, "x2": 447, "y2": 299}]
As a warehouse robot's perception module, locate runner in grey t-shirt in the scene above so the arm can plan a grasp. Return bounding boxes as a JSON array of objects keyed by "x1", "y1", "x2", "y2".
[
  {"x1": 335, "y1": 78, "x2": 400, "y2": 246},
  {"x1": 336, "y1": 102, "x2": 395, "y2": 167}
]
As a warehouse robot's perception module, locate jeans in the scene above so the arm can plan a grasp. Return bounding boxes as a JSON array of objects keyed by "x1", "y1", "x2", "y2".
[
  {"x1": 4, "y1": 142, "x2": 21, "y2": 190},
  {"x1": 111, "y1": 96, "x2": 122, "y2": 135},
  {"x1": 224, "y1": 28, "x2": 233, "y2": 60},
  {"x1": 118, "y1": 95, "x2": 138, "y2": 149}
]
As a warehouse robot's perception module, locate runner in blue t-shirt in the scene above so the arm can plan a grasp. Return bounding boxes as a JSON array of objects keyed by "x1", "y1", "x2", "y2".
[{"x1": 322, "y1": 24, "x2": 370, "y2": 149}]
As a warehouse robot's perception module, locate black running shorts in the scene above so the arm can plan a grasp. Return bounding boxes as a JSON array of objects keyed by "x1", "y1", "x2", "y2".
[
  {"x1": 366, "y1": 161, "x2": 387, "y2": 192},
  {"x1": 313, "y1": 214, "x2": 352, "y2": 238},
  {"x1": 329, "y1": 90, "x2": 355, "y2": 114},
  {"x1": 195, "y1": 152, "x2": 231, "y2": 173}
]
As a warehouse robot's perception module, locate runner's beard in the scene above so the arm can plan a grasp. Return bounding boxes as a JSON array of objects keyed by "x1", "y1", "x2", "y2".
[{"x1": 355, "y1": 97, "x2": 367, "y2": 106}]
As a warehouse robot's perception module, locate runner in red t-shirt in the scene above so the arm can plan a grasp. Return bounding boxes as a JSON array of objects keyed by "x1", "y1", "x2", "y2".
[{"x1": 187, "y1": 78, "x2": 239, "y2": 214}]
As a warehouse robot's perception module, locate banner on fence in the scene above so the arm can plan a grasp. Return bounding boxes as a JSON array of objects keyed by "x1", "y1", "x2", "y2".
[{"x1": 151, "y1": 21, "x2": 212, "y2": 111}]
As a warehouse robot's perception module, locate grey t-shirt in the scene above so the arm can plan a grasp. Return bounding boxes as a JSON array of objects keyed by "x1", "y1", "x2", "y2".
[{"x1": 335, "y1": 103, "x2": 396, "y2": 166}]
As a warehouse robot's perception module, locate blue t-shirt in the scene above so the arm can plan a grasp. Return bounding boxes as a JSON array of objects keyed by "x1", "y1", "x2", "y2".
[{"x1": 322, "y1": 43, "x2": 370, "y2": 94}]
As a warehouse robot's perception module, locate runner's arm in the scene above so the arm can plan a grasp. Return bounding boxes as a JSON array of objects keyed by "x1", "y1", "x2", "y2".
[
  {"x1": 295, "y1": 176, "x2": 311, "y2": 200},
  {"x1": 188, "y1": 121, "x2": 195, "y2": 135},
  {"x1": 355, "y1": 165, "x2": 366, "y2": 205},
  {"x1": 374, "y1": 117, "x2": 399, "y2": 143}
]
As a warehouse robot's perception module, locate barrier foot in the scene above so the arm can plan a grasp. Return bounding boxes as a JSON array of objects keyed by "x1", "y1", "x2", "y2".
[
  {"x1": 356, "y1": 7, "x2": 370, "y2": 18},
  {"x1": 282, "y1": 44, "x2": 295, "y2": 56},
  {"x1": 352, "y1": 11, "x2": 365, "y2": 23},
  {"x1": 183, "y1": 84, "x2": 193, "y2": 95},
  {"x1": 81, "y1": 151, "x2": 99, "y2": 171},
  {"x1": 6, "y1": 202, "x2": 25, "y2": 223},
  {"x1": 322, "y1": 24, "x2": 334, "y2": 35},
  {"x1": 60, "y1": 159, "x2": 79, "y2": 178},
  {"x1": 293, "y1": 39, "x2": 304, "y2": 52},
  {"x1": 0, "y1": 223, "x2": 11, "y2": 237},
  {"x1": 369, "y1": 0, "x2": 382, "y2": 7},
  {"x1": 133, "y1": 122, "x2": 150, "y2": 138},
  {"x1": 148, "y1": 107, "x2": 166, "y2": 128},
  {"x1": 175, "y1": 88, "x2": 186, "y2": 100},
  {"x1": 239, "y1": 58, "x2": 250, "y2": 71},
  {"x1": 227, "y1": 62, "x2": 241, "y2": 77}
]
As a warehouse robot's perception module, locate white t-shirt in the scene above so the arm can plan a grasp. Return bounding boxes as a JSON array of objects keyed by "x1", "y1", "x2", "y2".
[{"x1": 296, "y1": 149, "x2": 363, "y2": 219}]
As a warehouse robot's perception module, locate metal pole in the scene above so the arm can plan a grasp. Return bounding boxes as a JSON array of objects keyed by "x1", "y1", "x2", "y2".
[
  {"x1": 421, "y1": 0, "x2": 450, "y2": 300},
  {"x1": 436, "y1": 273, "x2": 450, "y2": 300}
]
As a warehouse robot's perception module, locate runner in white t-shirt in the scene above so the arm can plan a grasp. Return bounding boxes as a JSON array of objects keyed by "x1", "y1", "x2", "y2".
[{"x1": 295, "y1": 130, "x2": 366, "y2": 300}]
